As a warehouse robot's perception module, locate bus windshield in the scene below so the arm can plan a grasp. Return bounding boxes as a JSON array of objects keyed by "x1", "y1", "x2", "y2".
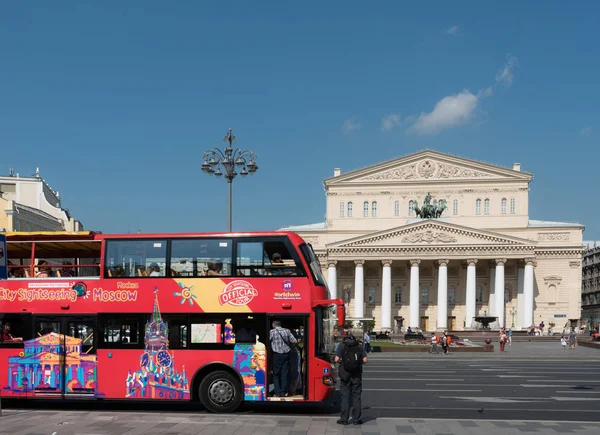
[{"x1": 300, "y1": 243, "x2": 326, "y2": 287}]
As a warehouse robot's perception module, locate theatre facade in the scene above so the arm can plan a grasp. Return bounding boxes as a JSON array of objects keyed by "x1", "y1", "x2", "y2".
[{"x1": 281, "y1": 151, "x2": 584, "y2": 332}]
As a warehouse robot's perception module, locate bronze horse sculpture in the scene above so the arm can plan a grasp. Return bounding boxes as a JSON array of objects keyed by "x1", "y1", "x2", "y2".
[{"x1": 414, "y1": 193, "x2": 447, "y2": 219}]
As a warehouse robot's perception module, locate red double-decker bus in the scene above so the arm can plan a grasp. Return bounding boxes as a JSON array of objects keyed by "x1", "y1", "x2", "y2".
[{"x1": 0, "y1": 231, "x2": 344, "y2": 412}]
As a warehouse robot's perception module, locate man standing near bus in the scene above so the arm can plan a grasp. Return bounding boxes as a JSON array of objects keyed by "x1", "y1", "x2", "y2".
[
  {"x1": 334, "y1": 333, "x2": 368, "y2": 425},
  {"x1": 269, "y1": 320, "x2": 297, "y2": 397}
]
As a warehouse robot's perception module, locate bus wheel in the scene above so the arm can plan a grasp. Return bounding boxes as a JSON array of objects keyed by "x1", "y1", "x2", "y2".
[{"x1": 199, "y1": 371, "x2": 243, "y2": 413}]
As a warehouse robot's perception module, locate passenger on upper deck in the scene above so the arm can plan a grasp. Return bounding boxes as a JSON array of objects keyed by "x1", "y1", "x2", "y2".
[
  {"x1": 36, "y1": 260, "x2": 52, "y2": 278},
  {"x1": 148, "y1": 263, "x2": 162, "y2": 277},
  {"x1": 204, "y1": 261, "x2": 225, "y2": 277},
  {"x1": 61, "y1": 261, "x2": 76, "y2": 277},
  {"x1": 7, "y1": 260, "x2": 24, "y2": 278}
]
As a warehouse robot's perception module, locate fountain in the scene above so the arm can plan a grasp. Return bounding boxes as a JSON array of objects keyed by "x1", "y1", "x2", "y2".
[{"x1": 473, "y1": 311, "x2": 498, "y2": 330}]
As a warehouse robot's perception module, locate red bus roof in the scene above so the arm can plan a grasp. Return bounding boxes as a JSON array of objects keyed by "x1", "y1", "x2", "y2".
[{"x1": 6, "y1": 230, "x2": 306, "y2": 244}]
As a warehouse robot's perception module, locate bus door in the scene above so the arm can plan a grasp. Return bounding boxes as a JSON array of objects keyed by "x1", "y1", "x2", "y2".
[
  {"x1": 33, "y1": 316, "x2": 97, "y2": 397},
  {"x1": 266, "y1": 315, "x2": 308, "y2": 399}
]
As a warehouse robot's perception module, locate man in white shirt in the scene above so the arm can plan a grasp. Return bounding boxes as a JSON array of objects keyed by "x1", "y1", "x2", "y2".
[{"x1": 430, "y1": 333, "x2": 439, "y2": 354}]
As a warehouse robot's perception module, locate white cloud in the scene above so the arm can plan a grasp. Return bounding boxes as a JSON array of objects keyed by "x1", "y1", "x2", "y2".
[
  {"x1": 342, "y1": 119, "x2": 361, "y2": 134},
  {"x1": 580, "y1": 127, "x2": 592, "y2": 136},
  {"x1": 496, "y1": 54, "x2": 518, "y2": 87},
  {"x1": 447, "y1": 25, "x2": 459, "y2": 35},
  {"x1": 381, "y1": 114, "x2": 403, "y2": 132},
  {"x1": 410, "y1": 90, "x2": 479, "y2": 135},
  {"x1": 478, "y1": 86, "x2": 493, "y2": 98}
]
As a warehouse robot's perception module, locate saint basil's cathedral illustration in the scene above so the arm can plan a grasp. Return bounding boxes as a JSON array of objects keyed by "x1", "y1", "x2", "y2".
[{"x1": 126, "y1": 288, "x2": 189, "y2": 399}]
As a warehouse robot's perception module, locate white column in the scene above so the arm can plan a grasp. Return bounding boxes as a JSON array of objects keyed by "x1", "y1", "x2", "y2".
[
  {"x1": 437, "y1": 260, "x2": 449, "y2": 331},
  {"x1": 517, "y1": 264, "x2": 525, "y2": 329},
  {"x1": 409, "y1": 259, "x2": 420, "y2": 328},
  {"x1": 523, "y1": 259, "x2": 535, "y2": 329},
  {"x1": 488, "y1": 263, "x2": 496, "y2": 317},
  {"x1": 354, "y1": 260, "x2": 365, "y2": 319},
  {"x1": 494, "y1": 259, "x2": 506, "y2": 328},
  {"x1": 327, "y1": 260, "x2": 338, "y2": 299},
  {"x1": 465, "y1": 259, "x2": 478, "y2": 329},
  {"x1": 381, "y1": 260, "x2": 393, "y2": 331}
]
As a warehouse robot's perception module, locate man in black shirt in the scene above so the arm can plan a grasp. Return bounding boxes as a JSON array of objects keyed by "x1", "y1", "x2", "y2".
[{"x1": 334, "y1": 334, "x2": 368, "y2": 425}]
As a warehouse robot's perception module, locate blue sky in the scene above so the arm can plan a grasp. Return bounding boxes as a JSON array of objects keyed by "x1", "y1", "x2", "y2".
[{"x1": 1, "y1": 2, "x2": 599, "y2": 237}]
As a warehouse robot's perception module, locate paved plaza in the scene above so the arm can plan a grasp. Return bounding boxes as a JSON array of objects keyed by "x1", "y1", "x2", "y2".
[{"x1": 1, "y1": 342, "x2": 598, "y2": 434}]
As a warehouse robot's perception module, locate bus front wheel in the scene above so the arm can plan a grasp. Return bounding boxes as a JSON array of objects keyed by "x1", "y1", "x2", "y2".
[{"x1": 199, "y1": 370, "x2": 243, "y2": 413}]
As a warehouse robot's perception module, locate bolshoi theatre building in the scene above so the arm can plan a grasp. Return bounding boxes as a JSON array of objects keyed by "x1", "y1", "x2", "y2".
[{"x1": 281, "y1": 151, "x2": 584, "y2": 332}]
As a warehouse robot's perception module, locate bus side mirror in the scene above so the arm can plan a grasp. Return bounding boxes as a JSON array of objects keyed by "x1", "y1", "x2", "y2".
[{"x1": 337, "y1": 303, "x2": 345, "y2": 327}]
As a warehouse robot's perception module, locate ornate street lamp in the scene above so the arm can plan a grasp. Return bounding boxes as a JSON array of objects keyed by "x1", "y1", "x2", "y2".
[
  {"x1": 510, "y1": 307, "x2": 516, "y2": 328},
  {"x1": 201, "y1": 129, "x2": 259, "y2": 232}
]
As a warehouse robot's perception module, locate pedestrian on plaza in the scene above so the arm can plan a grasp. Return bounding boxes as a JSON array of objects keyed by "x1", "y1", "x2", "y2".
[
  {"x1": 561, "y1": 335, "x2": 567, "y2": 349},
  {"x1": 441, "y1": 332, "x2": 449, "y2": 354},
  {"x1": 334, "y1": 333, "x2": 367, "y2": 426},
  {"x1": 269, "y1": 320, "x2": 298, "y2": 397},
  {"x1": 363, "y1": 330, "x2": 371, "y2": 353},
  {"x1": 429, "y1": 333, "x2": 440, "y2": 354},
  {"x1": 568, "y1": 329, "x2": 577, "y2": 349},
  {"x1": 507, "y1": 328, "x2": 513, "y2": 345},
  {"x1": 499, "y1": 329, "x2": 508, "y2": 352}
]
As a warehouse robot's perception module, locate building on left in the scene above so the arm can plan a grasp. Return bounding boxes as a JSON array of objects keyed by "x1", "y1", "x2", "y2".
[{"x1": 0, "y1": 168, "x2": 83, "y2": 232}]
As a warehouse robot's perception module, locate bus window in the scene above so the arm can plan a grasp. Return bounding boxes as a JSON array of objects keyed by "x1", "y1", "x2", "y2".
[
  {"x1": 98, "y1": 314, "x2": 143, "y2": 347},
  {"x1": 170, "y1": 238, "x2": 233, "y2": 277},
  {"x1": 235, "y1": 239, "x2": 304, "y2": 277},
  {"x1": 160, "y1": 314, "x2": 188, "y2": 348},
  {"x1": 6, "y1": 241, "x2": 32, "y2": 278},
  {"x1": 27, "y1": 240, "x2": 101, "y2": 278},
  {"x1": 104, "y1": 239, "x2": 167, "y2": 278},
  {"x1": 0, "y1": 314, "x2": 32, "y2": 345},
  {"x1": 300, "y1": 243, "x2": 326, "y2": 287}
]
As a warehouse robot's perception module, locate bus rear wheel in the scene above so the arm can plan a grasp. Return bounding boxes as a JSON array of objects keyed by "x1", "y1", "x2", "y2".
[{"x1": 199, "y1": 371, "x2": 243, "y2": 413}]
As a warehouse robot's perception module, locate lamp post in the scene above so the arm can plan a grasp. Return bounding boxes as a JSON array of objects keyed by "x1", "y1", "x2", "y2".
[
  {"x1": 510, "y1": 307, "x2": 516, "y2": 328},
  {"x1": 201, "y1": 129, "x2": 259, "y2": 232}
]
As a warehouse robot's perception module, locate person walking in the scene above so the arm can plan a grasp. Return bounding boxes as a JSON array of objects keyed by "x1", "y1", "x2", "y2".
[
  {"x1": 269, "y1": 320, "x2": 297, "y2": 397},
  {"x1": 429, "y1": 333, "x2": 439, "y2": 354},
  {"x1": 335, "y1": 334, "x2": 368, "y2": 426},
  {"x1": 507, "y1": 328, "x2": 513, "y2": 345},
  {"x1": 499, "y1": 329, "x2": 508, "y2": 352},
  {"x1": 363, "y1": 331, "x2": 371, "y2": 353}
]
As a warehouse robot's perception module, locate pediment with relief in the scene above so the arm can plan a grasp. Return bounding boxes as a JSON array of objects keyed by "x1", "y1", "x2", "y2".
[
  {"x1": 326, "y1": 150, "x2": 532, "y2": 184},
  {"x1": 328, "y1": 221, "x2": 535, "y2": 248},
  {"x1": 361, "y1": 159, "x2": 496, "y2": 181}
]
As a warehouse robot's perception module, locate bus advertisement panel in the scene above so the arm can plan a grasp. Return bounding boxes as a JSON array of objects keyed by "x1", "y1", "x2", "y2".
[{"x1": 0, "y1": 231, "x2": 344, "y2": 413}]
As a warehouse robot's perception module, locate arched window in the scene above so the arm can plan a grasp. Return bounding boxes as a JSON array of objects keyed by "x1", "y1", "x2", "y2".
[
  {"x1": 394, "y1": 200, "x2": 400, "y2": 217},
  {"x1": 339, "y1": 201, "x2": 345, "y2": 217},
  {"x1": 453, "y1": 199, "x2": 458, "y2": 216},
  {"x1": 363, "y1": 201, "x2": 369, "y2": 217},
  {"x1": 501, "y1": 198, "x2": 507, "y2": 214},
  {"x1": 371, "y1": 201, "x2": 377, "y2": 217},
  {"x1": 347, "y1": 202, "x2": 353, "y2": 217},
  {"x1": 409, "y1": 200, "x2": 416, "y2": 217},
  {"x1": 394, "y1": 286, "x2": 402, "y2": 304},
  {"x1": 510, "y1": 197, "x2": 516, "y2": 214},
  {"x1": 484, "y1": 198, "x2": 490, "y2": 215},
  {"x1": 476, "y1": 199, "x2": 482, "y2": 215}
]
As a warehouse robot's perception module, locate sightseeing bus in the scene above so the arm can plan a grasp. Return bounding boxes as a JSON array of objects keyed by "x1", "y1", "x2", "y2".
[{"x1": 0, "y1": 231, "x2": 344, "y2": 412}]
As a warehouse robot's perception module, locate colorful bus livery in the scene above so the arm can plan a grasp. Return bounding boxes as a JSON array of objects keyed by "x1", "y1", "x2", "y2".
[{"x1": 0, "y1": 231, "x2": 344, "y2": 412}]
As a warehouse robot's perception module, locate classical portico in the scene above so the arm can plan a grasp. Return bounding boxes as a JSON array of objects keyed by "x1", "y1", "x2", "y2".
[
  {"x1": 319, "y1": 220, "x2": 538, "y2": 331},
  {"x1": 281, "y1": 150, "x2": 584, "y2": 332}
]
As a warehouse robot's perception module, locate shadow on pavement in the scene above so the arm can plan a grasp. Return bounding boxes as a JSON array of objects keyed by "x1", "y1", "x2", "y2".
[{"x1": 0, "y1": 392, "x2": 342, "y2": 416}]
